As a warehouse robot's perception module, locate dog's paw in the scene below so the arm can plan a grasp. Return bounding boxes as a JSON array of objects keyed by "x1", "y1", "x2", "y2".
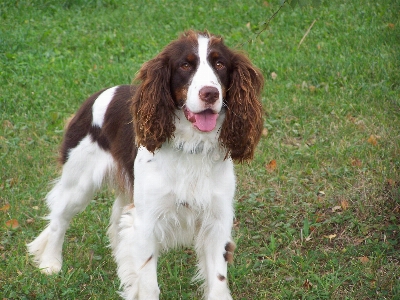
[
  {"x1": 38, "y1": 257, "x2": 62, "y2": 274},
  {"x1": 207, "y1": 283, "x2": 233, "y2": 300}
]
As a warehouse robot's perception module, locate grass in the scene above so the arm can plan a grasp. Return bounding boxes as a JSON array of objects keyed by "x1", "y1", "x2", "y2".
[{"x1": 1, "y1": 0, "x2": 399, "y2": 299}]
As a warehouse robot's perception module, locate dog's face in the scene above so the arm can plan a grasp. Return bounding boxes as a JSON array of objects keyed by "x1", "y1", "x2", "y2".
[
  {"x1": 169, "y1": 34, "x2": 232, "y2": 132},
  {"x1": 132, "y1": 30, "x2": 264, "y2": 162}
]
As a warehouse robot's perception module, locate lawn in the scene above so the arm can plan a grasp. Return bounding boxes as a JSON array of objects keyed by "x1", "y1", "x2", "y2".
[{"x1": 1, "y1": 0, "x2": 399, "y2": 299}]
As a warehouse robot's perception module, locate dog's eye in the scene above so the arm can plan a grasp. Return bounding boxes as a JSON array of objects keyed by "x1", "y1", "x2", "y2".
[
  {"x1": 180, "y1": 62, "x2": 191, "y2": 71},
  {"x1": 215, "y1": 61, "x2": 225, "y2": 70}
]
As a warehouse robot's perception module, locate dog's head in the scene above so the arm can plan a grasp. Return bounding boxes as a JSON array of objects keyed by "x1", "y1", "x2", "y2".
[{"x1": 131, "y1": 30, "x2": 264, "y2": 162}]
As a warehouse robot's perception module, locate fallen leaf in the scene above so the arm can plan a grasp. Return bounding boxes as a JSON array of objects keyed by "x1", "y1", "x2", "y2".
[
  {"x1": 388, "y1": 23, "x2": 395, "y2": 29},
  {"x1": 386, "y1": 179, "x2": 396, "y2": 187},
  {"x1": 26, "y1": 218, "x2": 35, "y2": 224},
  {"x1": 0, "y1": 203, "x2": 10, "y2": 212},
  {"x1": 351, "y1": 158, "x2": 362, "y2": 167},
  {"x1": 341, "y1": 199, "x2": 350, "y2": 210},
  {"x1": 5, "y1": 219, "x2": 19, "y2": 229},
  {"x1": 303, "y1": 279, "x2": 313, "y2": 290},
  {"x1": 359, "y1": 256, "x2": 369, "y2": 264},
  {"x1": 270, "y1": 72, "x2": 277, "y2": 80},
  {"x1": 308, "y1": 85, "x2": 316, "y2": 92},
  {"x1": 246, "y1": 22, "x2": 251, "y2": 29},
  {"x1": 262, "y1": 128, "x2": 268, "y2": 137},
  {"x1": 332, "y1": 206, "x2": 342, "y2": 212},
  {"x1": 266, "y1": 159, "x2": 277, "y2": 172},
  {"x1": 324, "y1": 234, "x2": 336, "y2": 241},
  {"x1": 367, "y1": 135, "x2": 378, "y2": 146},
  {"x1": 354, "y1": 238, "x2": 365, "y2": 246}
]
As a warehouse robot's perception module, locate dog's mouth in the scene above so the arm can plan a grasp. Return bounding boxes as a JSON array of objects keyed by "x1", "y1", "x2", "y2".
[{"x1": 183, "y1": 108, "x2": 219, "y2": 132}]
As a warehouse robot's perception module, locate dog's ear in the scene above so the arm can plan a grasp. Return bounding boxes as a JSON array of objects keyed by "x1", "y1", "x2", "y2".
[
  {"x1": 131, "y1": 52, "x2": 176, "y2": 152},
  {"x1": 219, "y1": 52, "x2": 264, "y2": 163}
]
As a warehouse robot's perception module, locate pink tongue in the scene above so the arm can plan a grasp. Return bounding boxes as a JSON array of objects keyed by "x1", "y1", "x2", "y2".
[{"x1": 189, "y1": 110, "x2": 219, "y2": 132}]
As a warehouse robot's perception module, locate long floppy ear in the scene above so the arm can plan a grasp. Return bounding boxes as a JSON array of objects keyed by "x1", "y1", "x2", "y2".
[
  {"x1": 131, "y1": 52, "x2": 176, "y2": 152},
  {"x1": 219, "y1": 52, "x2": 264, "y2": 163}
]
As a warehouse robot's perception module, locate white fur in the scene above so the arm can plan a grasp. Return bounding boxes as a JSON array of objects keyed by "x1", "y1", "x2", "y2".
[
  {"x1": 92, "y1": 86, "x2": 117, "y2": 127},
  {"x1": 28, "y1": 34, "x2": 236, "y2": 300},
  {"x1": 187, "y1": 36, "x2": 223, "y2": 113},
  {"x1": 116, "y1": 141, "x2": 235, "y2": 299},
  {"x1": 27, "y1": 135, "x2": 118, "y2": 274}
]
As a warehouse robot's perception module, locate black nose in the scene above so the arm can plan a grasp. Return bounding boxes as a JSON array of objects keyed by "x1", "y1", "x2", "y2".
[{"x1": 199, "y1": 86, "x2": 219, "y2": 104}]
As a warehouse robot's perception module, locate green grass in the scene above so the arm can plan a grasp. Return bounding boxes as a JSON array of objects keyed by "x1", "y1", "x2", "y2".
[{"x1": 1, "y1": 0, "x2": 399, "y2": 299}]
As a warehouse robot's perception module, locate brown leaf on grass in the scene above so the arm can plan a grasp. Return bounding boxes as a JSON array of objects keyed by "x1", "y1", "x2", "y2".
[
  {"x1": 266, "y1": 159, "x2": 277, "y2": 173},
  {"x1": 367, "y1": 135, "x2": 378, "y2": 146},
  {"x1": 359, "y1": 256, "x2": 369, "y2": 264},
  {"x1": 354, "y1": 238, "x2": 365, "y2": 246},
  {"x1": 0, "y1": 203, "x2": 10, "y2": 212},
  {"x1": 386, "y1": 178, "x2": 396, "y2": 187},
  {"x1": 315, "y1": 214, "x2": 325, "y2": 223},
  {"x1": 332, "y1": 206, "x2": 342, "y2": 213},
  {"x1": 388, "y1": 23, "x2": 395, "y2": 29},
  {"x1": 303, "y1": 279, "x2": 313, "y2": 290},
  {"x1": 341, "y1": 199, "x2": 350, "y2": 210},
  {"x1": 351, "y1": 158, "x2": 362, "y2": 167},
  {"x1": 270, "y1": 72, "x2": 278, "y2": 80},
  {"x1": 5, "y1": 219, "x2": 19, "y2": 229}
]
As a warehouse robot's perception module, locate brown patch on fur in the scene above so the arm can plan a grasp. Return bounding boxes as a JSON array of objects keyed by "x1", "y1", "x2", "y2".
[
  {"x1": 180, "y1": 202, "x2": 190, "y2": 208},
  {"x1": 219, "y1": 52, "x2": 264, "y2": 163},
  {"x1": 102, "y1": 85, "x2": 138, "y2": 196},
  {"x1": 224, "y1": 241, "x2": 236, "y2": 264},
  {"x1": 131, "y1": 50, "x2": 177, "y2": 152},
  {"x1": 60, "y1": 86, "x2": 137, "y2": 197},
  {"x1": 218, "y1": 274, "x2": 226, "y2": 281},
  {"x1": 139, "y1": 254, "x2": 153, "y2": 270},
  {"x1": 59, "y1": 89, "x2": 106, "y2": 164},
  {"x1": 123, "y1": 203, "x2": 135, "y2": 213}
]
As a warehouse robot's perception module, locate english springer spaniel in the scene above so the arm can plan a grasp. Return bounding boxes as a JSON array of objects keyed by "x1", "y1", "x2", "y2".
[{"x1": 28, "y1": 30, "x2": 264, "y2": 300}]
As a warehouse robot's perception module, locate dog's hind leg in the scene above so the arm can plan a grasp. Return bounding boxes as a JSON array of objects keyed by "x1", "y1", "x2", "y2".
[
  {"x1": 107, "y1": 194, "x2": 131, "y2": 255},
  {"x1": 27, "y1": 136, "x2": 114, "y2": 274}
]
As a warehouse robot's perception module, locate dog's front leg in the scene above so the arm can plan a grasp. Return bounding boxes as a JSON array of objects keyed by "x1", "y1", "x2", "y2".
[
  {"x1": 196, "y1": 217, "x2": 235, "y2": 300},
  {"x1": 115, "y1": 205, "x2": 160, "y2": 300}
]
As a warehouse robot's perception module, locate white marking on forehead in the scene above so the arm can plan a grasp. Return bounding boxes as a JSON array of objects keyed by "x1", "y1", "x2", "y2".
[
  {"x1": 92, "y1": 86, "x2": 117, "y2": 127},
  {"x1": 197, "y1": 35, "x2": 209, "y2": 65},
  {"x1": 185, "y1": 35, "x2": 223, "y2": 113}
]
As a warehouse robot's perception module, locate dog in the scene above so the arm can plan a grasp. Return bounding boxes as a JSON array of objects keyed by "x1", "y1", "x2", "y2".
[{"x1": 28, "y1": 30, "x2": 264, "y2": 299}]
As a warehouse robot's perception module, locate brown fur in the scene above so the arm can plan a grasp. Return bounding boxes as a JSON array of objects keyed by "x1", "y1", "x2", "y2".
[
  {"x1": 223, "y1": 241, "x2": 236, "y2": 263},
  {"x1": 219, "y1": 52, "x2": 264, "y2": 163},
  {"x1": 130, "y1": 50, "x2": 176, "y2": 152},
  {"x1": 131, "y1": 30, "x2": 264, "y2": 163},
  {"x1": 59, "y1": 89, "x2": 106, "y2": 164}
]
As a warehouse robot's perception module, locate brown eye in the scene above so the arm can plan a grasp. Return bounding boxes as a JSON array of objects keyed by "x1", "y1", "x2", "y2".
[
  {"x1": 180, "y1": 62, "x2": 191, "y2": 71},
  {"x1": 215, "y1": 61, "x2": 225, "y2": 70}
]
